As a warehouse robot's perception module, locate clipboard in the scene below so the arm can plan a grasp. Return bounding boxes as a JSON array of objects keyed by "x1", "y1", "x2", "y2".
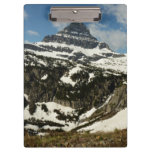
[{"x1": 24, "y1": 4, "x2": 127, "y2": 147}]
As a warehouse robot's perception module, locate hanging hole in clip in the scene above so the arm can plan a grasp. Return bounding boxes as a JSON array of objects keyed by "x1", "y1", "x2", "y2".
[{"x1": 72, "y1": 10, "x2": 78, "y2": 14}]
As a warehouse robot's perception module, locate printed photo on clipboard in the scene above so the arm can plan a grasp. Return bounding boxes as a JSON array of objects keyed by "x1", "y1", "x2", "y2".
[{"x1": 24, "y1": 4, "x2": 127, "y2": 147}]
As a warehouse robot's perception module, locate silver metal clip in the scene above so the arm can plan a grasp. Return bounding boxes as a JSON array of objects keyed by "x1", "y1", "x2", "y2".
[{"x1": 49, "y1": 6, "x2": 101, "y2": 22}]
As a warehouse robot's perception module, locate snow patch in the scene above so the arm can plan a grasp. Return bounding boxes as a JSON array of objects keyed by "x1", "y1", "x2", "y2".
[
  {"x1": 25, "y1": 42, "x2": 126, "y2": 74},
  {"x1": 25, "y1": 48, "x2": 70, "y2": 60},
  {"x1": 42, "y1": 125, "x2": 60, "y2": 130},
  {"x1": 24, "y1": 54, "x2": 47, "y2": 66},
  {"x1": 25, "y1": 124, "x2": 39, "y2": 131},
  {"x1": 88, "y1": 73, "x2": 95, "y2": 82},
  {"x1": 24, "y1": 102, "x2": 76, "y2": 125},
  {"x1": 41, "y1": 74, "x2": 48, "y2": 80},
  {"x1": 37, "y1": 132, "x2": 49, "y2": 136},
  {"x1": 35, "y1": 42, "x2": 113, "y2": 57},
  {"x1": 78, "y1": 108, "x2": 127, "y2": 133},
  {"x1": 92, "y1": 56, "x2": 127, "y2": 74},
  {"x1": 79, "y1": 107, "x2": 96, "y2": 120},
  {"x1": 98, "y1": 94, "x2": 113, "y2": 109},
  {"x1": 123, "y1": 81, "x2": 127, "y2": 85},
  {"x1": 60, "y1": 65, "x2": 81, "y2": 86},
  {"x1": 62, "y1": 121, "x2": 79, "y2": 132},
  {"x1": 24, "y1": 94, "x2": 29, "y2": 101},
  {"x1": 24, "y1": 101, "x2": 85, "y2": 132},
  {"x1": 56, "y1": 33, "x2": 98, "y2": 42},
  {"x1": 103, "y1": 71, "x2": 121, "y2": 77},
  {"x1": 38, "y1": 60, "x2": 47, "y2": 66}
]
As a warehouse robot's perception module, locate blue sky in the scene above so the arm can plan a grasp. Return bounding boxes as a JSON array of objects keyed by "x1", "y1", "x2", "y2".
[{"x1": 24, "y1": 4, "x2": 127, "y2": 53}]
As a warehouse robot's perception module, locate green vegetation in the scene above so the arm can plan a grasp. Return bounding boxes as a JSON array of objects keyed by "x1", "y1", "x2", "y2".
[
  {"x1": 24, "y1": 129, "x2": 127, "y2": 147},
  {"x1": 41, "y1": 104, "x2": 48, "y2": 112}
]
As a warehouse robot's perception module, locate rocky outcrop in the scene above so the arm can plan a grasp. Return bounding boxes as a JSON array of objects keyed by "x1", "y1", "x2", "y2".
[
  {"x1": 102, "y1": 84, "x2": 127, "y2": 114},
  {"x1": 24, "y1": 56, "x2": 127, "y2": 112},
  {"x1": 87, "y1": 84, "x2": 127, "y2": 122}
]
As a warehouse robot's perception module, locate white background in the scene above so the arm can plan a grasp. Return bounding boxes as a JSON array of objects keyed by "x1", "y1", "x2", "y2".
[{"x1": 0, "y1": 0, "x2": 152, "y2": 151}]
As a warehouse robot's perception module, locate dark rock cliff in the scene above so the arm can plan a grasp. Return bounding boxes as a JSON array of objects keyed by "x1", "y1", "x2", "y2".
[{"x1": 24, "y1": 54, "x2": 127, "y2": 114}]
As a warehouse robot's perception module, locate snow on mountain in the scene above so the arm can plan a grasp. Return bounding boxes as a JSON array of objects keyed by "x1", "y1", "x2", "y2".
[
  {"x1": 28, "y1": 41, "x2": 113, "y2": 57},
  {"x1": 78, "y1": 108, "x2": 127, "y2": 133},
  {"x1": 79, "y1": 107, "x2": 96, "y2": 120},
  {"x1": 24, "y1": 102, "x2": 79, "y2": 131},
  {"x1": 24, "y1": 53, "x2": 48, "y2": 66},
  {"x1": 41, "y1": 74, "x2": 48, "y2": 80},
  {"x1": 25, "y1": 42, "x2": 126, "y2": 74},
  {"x1": 25, "y1": 48, "x2": 69, "y2": 60},
  {"x1": 42, "y1": 125, "x2": 61, "y2": 130},
  {"x1": 25, "y1": 124, "x2": 39, "y2": 131},
  {"x1": 25, "y1": 43, "x2": 126, "y2": 73},
  {"x1": 24, "y1": 23, "x2": 127, "y2": 134},
  {"x1": 78, "y1": 93, "x2": 114, "y2": 122},
  {"x1": 24, "y1": 102, "x2": 76, "y2": 122},
  {"x1": 24, "y1": 94, "x2": 29, "y2": 101},
  {"x1": 97, "y1": 94, "x2": 114, "y2": 110},
  {"x1": 24, "y1": 23, "x2": 126, "y2": 74},
  {"x1": 88, "y1": 73, "x2": 95, "y2": 82},
  {"x1": 56, "y1": 33, "x2": 98, "y2": 42},
  {"x1": 92, "y1": 56, "x2": 127, "y2": 74},
  {"x1": 24, "y1": 100, "x2": 127, "y2": 132},
  {"x1": 60, "y1": 64, "x2": 82, "y2": 86}
]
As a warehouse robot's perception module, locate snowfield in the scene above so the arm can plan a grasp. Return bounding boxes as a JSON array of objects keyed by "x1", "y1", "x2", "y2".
[
  {"x1": 25, "y1": 41, "x2": 127, "y2": 74},
  {"x1": 35, "y1": 41, "x2": 113, "y2": 57},
  {"x1": 24, "y1": 102, "x2": 80, "y2": 131},
  {"x1": 79, "y1": 93, "x2": 113, "y2": 121},
  {"x1": 91, "y1": 56, "x2": 127, "y2": 74},
  {"x1": 25, "y1": 48, "x2": 69, "y2": 60},
  {"x1": 24, "y1": 101, "x2": 127, "y2": 133},
  {"x1": 78, "y1": 108, "x2": 127, "y2": 133},
  {"x1": 24, "y1": 102, "x2": 76, "y2": 125},
  {"x1": 24, "y1": 53, "x2": 47, "y2": 66}
]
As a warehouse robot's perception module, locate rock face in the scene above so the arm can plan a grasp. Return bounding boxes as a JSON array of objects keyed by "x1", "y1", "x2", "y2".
[
  {"x1": 42, "y1": 23, "x2": 99, "y2": 49},
  {"x1": 24, "y1": 23, "x2": 127, "y2": 65},
  {"x1": 24, "y1": 60, "x2": 126, "y2": 111},
  {"x1": 24, "y1": 23, "x2": 127, "y2": 132}
]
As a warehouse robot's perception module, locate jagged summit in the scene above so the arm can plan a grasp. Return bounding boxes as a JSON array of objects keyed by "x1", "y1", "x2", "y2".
[
  {"x1": 63, "y1": 23, "x2": 90, "y2": 34},
  {"x1": 25, "y1": 22, "x2": 126, "y2": 66},
  {"x1": 42, "y1": 23, "x2": 101, "y2": 49},
  {"x1": 59, "y1": 23, "x2": 96, "y2": 40}
]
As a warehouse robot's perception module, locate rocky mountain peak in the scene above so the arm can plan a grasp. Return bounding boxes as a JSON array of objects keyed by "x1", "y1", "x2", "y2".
[
  {"x1": 58, "y1": 23, "x2": 97, "y2": 41},
  {"x1": 42, "y1": 23, "x2": 99, "y2": 48},
  {"x1": 61, "y1": 23, "x2": 91, "y2": 35}
]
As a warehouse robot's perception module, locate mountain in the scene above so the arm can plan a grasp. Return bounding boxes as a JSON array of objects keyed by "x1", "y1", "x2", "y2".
[
  {"x1": 24, "y1": 23, "x2": 127, "y2": 135},
  {"x1": 24, "y1": 23, "x2": 126, "y2": 72}
]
